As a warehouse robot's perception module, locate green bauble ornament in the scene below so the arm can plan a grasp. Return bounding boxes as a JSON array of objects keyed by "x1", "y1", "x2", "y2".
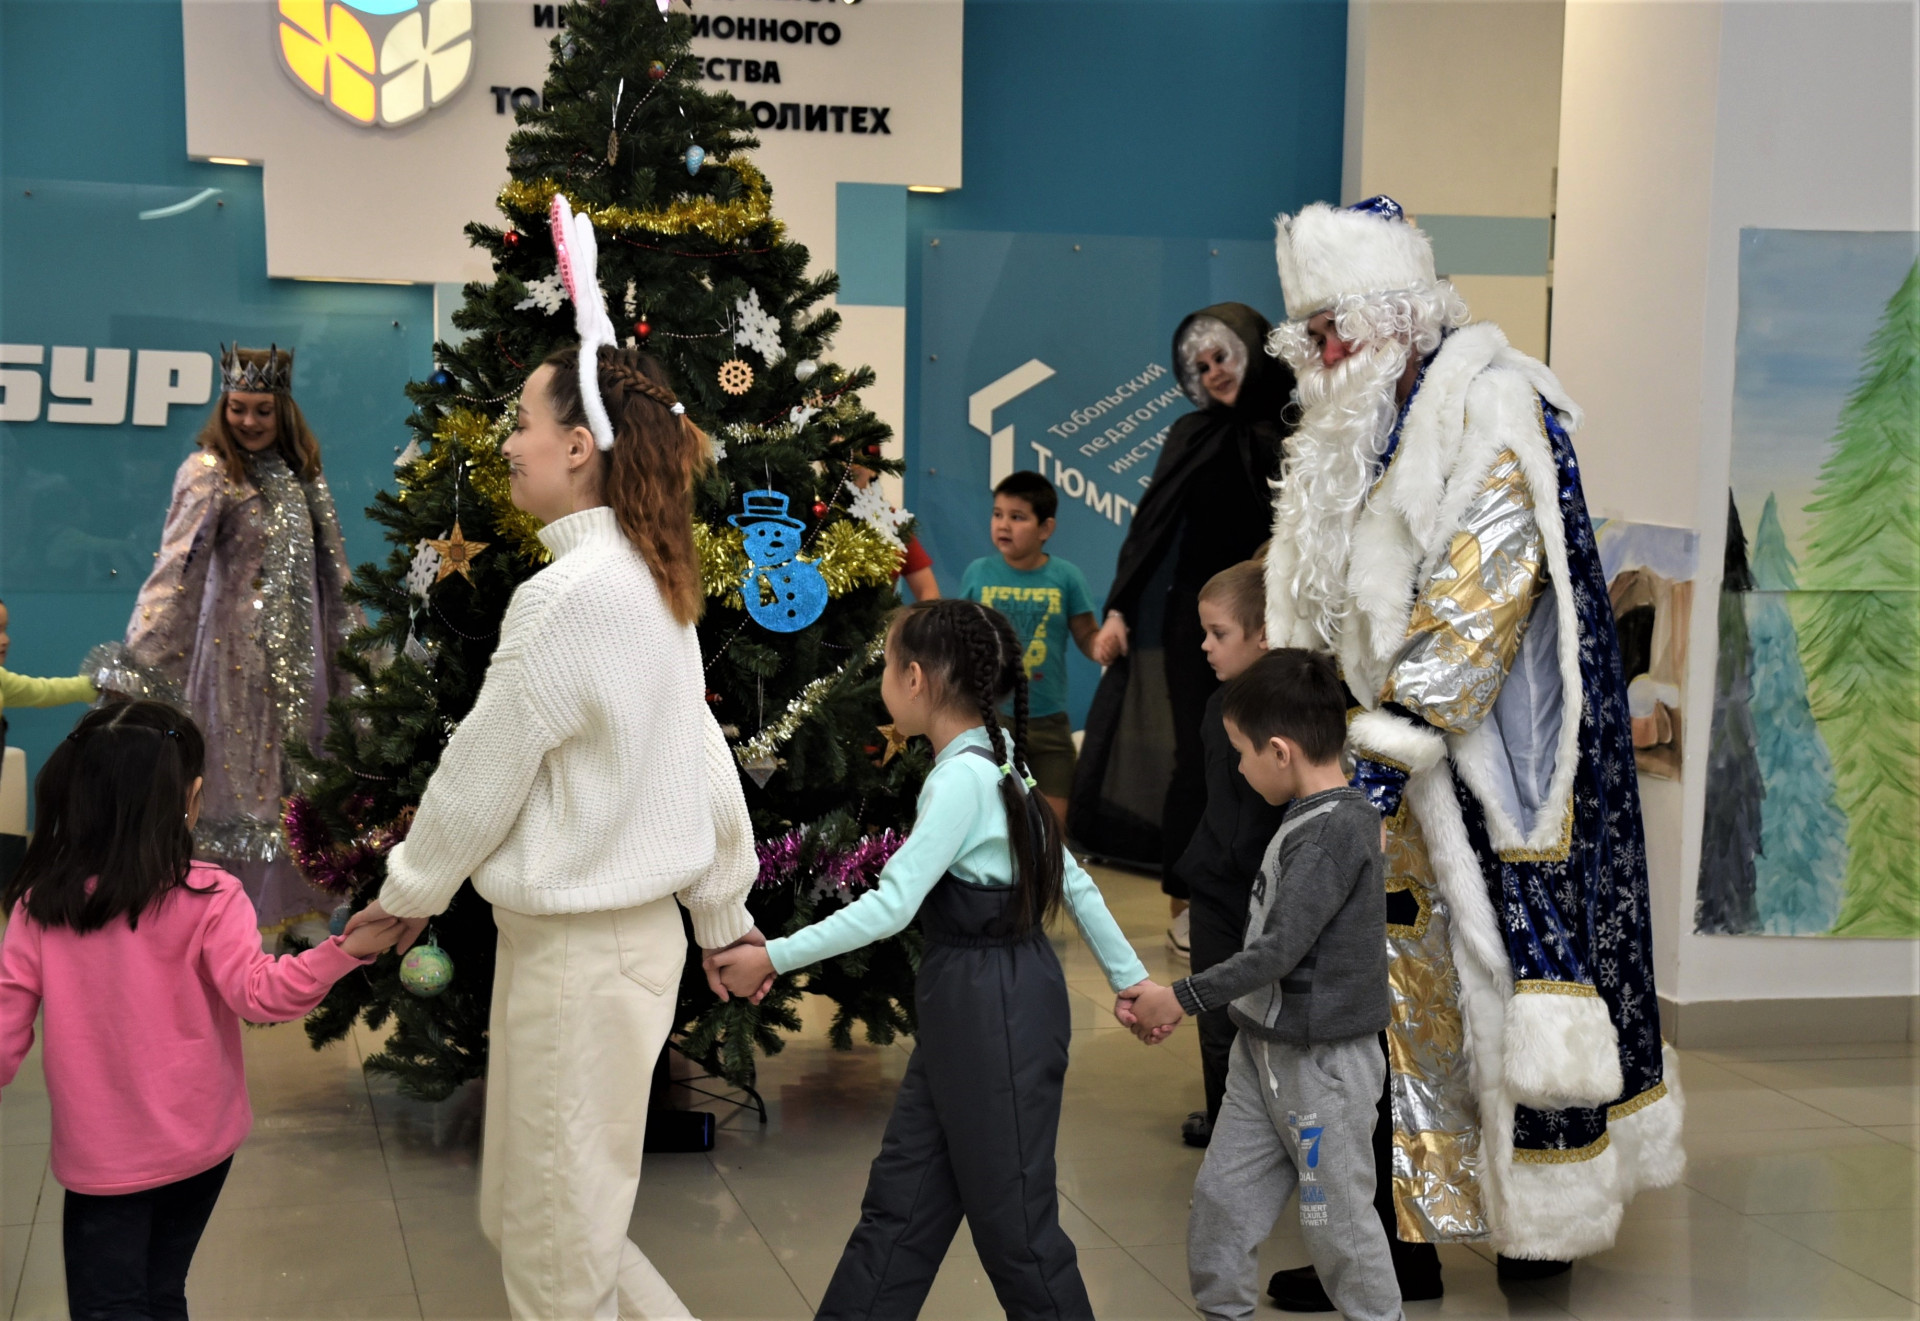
[{"x1": 400, "y1": 935, "x2": 455, "y2": 998}]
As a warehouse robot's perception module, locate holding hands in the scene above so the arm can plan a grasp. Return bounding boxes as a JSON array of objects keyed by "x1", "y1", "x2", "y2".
[
  {"x1": 1114, "y1": 979, "x2": 1184, "y2": 1043},
  {"x1": 339, "y1": 912, "x2": 413, "y2": 959},
  {"x1": 704, "y1": 928, "x2": 778, "y2": 1004}
]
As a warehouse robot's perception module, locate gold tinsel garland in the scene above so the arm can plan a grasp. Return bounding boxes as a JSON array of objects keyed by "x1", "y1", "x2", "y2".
[
  {"x1": 498, "y1": 158, "x2": 782, "y2": 245},
  {"x1": 694, "y1": 519, "x2": 901, "y2": 607},
  {"x1": 734, "y1": 635, "x2": 886, "y2": 768},
  {"x1": 402, "y1": 405, "x2": 551, "y2": 564}
]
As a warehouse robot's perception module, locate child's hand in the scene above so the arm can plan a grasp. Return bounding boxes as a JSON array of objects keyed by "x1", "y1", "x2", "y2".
[
  {"x1": 709, "y1": 944, "x2": 777, "y2": 1003},
  {"x1": 340, "y1": 916, "x2": 405, "y2": 959},
  {"x1": 1125, "y1": 981, "x2": 1184, "y2": 1042}
]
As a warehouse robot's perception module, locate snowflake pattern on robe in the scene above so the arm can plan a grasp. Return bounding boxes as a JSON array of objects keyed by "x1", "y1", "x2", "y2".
[
  {"x1": 734, "y1": 287, "x2": 785, "y2": 366},
  {"x1": 1452, "y1": 402, "x2": 1667, "y2": 1157}
]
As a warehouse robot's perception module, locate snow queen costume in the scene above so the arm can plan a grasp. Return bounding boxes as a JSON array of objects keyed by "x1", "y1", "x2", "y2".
[
  {"x1": 1263, "y1": 198, "x2": 1683, "y2": 1260},
  {"x1": 92, "y1": 344, "x2": 357, "y2": 929}
]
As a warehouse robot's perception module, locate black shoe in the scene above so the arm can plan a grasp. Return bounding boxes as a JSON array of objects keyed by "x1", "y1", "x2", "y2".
[
  {"x1": 1496, "y1": 1254, "x2": 1572, "y2": 1282},
  {"x1": 1268, "y1": 1261, "x2": 1444, "y2": 1310},
  {"x1": 1180, "y1": 1111, "x2": 1213, "y2": 1148},
  {"x1": 1266, "y1": 1266, "x2": 1334, "y2": 1313}
]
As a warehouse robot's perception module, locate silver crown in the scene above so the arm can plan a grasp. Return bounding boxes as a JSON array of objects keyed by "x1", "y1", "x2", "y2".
[{"x1": 219, "y1": 343, "x2": 294, "y2": 393}]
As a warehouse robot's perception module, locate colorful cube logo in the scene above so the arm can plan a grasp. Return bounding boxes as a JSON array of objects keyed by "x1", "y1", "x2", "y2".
[{"x1": 276, "y1": 0, "x2": 474, "y2": 128}]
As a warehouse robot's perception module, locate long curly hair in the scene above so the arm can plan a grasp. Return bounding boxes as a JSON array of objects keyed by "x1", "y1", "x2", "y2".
[
  {"x1": 540, "y1": 345, "x2": 711, "y2": 625},
  {"x1": 888, "y1": 599, "x2": 1065, "y2": 934}
]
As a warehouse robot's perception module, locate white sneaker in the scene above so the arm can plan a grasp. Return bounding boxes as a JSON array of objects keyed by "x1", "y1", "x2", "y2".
[{"x1": 1166, "y1": 907, "x2": 1191, "y2": 962}]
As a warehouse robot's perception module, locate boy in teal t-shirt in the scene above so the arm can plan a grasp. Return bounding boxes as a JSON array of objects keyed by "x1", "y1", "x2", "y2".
[{"x1": 958, "y1": 471, "x2": 1099, "y2": 826}]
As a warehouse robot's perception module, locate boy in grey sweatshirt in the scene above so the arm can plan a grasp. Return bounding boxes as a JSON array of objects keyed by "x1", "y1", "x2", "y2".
[{"x1": 1124, "y1": 649, "x2": 1400, "y2": 1321}]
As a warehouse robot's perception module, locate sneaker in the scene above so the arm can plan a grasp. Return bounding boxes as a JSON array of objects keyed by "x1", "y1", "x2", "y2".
[
  {"x1": 1180, "y1": 1110, "x2": 1212, "y2": 1148},
  {"x1": 1166, "y1": 908, "x2": 1191, "y2": 962}
]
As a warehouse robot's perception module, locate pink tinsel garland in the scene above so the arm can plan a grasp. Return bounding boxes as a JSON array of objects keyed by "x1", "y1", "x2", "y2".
[
  {"x1": 755, "y1": 828, "x2": 903, "y2": 895},
  {"x1": 282, "y1": 795, "x2": 414, "y2": 896}
]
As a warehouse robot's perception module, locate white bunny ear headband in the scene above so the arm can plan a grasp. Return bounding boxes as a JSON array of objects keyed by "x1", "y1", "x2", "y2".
[{"x1": 548, "y1": 194, "x2": 623, "y2": 451}]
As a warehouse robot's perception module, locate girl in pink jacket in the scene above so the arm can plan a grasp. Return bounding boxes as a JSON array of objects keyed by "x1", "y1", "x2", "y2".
[{"x1": 0, "y1": 700, "x2": 403, "y2": 1321}]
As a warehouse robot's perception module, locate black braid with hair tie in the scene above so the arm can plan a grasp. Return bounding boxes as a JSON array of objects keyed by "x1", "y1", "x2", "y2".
[{"x1": 891, "y1": 598, "x2": 1067, "y2": 935}]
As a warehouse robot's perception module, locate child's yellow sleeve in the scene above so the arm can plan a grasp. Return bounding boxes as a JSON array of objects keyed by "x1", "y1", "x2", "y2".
[{"x1": 0, "y1": 670, "x2": 98, "y2": 712}]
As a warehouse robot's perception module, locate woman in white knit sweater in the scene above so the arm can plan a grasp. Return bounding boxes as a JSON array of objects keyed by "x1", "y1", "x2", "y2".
[{"x1": 350, "y1": 347, "x2": 758, "y2": 1321}]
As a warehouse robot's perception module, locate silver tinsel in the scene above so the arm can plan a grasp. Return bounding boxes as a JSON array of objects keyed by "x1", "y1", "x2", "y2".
[
  {"x1": 86, "y1": 641, "x2": 190, "y2": 713},
  {"x1": 251, "y1": 450, "x2": 319, "y2": 786}
]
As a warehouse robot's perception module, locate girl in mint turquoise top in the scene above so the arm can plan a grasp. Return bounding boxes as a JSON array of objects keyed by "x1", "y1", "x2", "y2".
[{"x1": 712, "y1": 599, "x2": 1164, "y2": 1320}]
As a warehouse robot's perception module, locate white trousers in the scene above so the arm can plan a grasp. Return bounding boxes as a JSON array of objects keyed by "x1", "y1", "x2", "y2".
[{"x1": 478, "y1": 899, "x2": 693, "y2": 1321}]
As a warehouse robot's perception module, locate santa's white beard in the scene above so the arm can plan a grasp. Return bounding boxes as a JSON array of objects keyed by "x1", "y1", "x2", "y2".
[{"x1": 1269, "y1": 337, "x2": 1408, "y2": 648}]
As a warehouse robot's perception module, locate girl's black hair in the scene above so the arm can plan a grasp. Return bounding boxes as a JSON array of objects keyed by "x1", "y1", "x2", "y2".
[
  {"x1": 889, "y1": 599, "x2": 1065, "y2": 933},
  {"x1": 3, "y1": 701, "x2": 212, "y2": 932}
]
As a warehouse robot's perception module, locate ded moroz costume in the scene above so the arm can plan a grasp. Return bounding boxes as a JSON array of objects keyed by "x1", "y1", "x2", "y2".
[{"x1": 1262, "y1": 198, "x2": 1683, "y2": 1264}]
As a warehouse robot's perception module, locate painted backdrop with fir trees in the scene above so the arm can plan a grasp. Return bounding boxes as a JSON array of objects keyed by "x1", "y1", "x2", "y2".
[{"x1": 283, "y1": 0, "x2": 930, "y2": 1101}]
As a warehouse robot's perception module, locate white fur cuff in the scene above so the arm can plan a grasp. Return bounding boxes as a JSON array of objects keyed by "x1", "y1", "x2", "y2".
[
  {"x1": 1349, "y1": 708, "x2": 1447, "y2": 775},
  {"x1": 1504, "y1": 986, "x2": 1624, "y2": 1110}
]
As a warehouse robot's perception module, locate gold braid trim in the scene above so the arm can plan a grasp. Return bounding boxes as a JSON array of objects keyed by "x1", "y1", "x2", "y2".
[
  {"x1": 1495, "y1": 795, "x2": 1575, "y2": 863},
  {"x1": 499, "y1": 159, "x2": 784, "y2": 245},
  {"x1": 1512, "y1": 979, "x2": 1601, "y2": 998},
  {"x1": 1512, "y1": 1132, "x2": 1610, "y2": 1165},
  {"x1": 1608, "y1": 1080, "x2": 1669, "y2": 1123}
]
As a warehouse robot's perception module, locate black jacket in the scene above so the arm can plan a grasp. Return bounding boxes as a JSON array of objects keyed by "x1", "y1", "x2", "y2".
[
  {"x1": 1173, "y1": 689, "x2": 1288, "y2": 905},
  {"x1": 1070, "y1": 303, "x2": 1295, "y2": 867}
]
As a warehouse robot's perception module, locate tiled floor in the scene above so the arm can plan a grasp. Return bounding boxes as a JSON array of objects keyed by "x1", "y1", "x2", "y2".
[{"x1": 4, "y1": 866, "x2": 1916, "y2": 1319}]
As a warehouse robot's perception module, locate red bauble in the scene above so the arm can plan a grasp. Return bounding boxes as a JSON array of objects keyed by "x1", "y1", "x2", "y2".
[
  {"x1": 634, "y1": 319, "x2": 652, "y2": 339},
  {"x1": 503, "y1": 230, "x2": 521, "y2": 248},
  {"x1": 812, "y1": 501, "x2": 829, "y2": 519},
  {"x1": 864, "y1": 445, "x2": 881, "y2": 456},
  {"x1": 705, "y1": 691, "x2": 721, "y2": 704}
]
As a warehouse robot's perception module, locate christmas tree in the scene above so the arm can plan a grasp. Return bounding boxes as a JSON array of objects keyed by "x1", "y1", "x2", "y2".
[
  {"x1": 1747, "y1": 493, "x2": 1848, "y2": 935},
  {"x1": 1796, "y1": 258, "x2": 1920, "y2": 938},
  {"x1": 1696, "y1": 492, "x2": 1762, "y2": 934},
  {"x1": 284, "y1": 0, "x2": 930, "y2": 1101}
]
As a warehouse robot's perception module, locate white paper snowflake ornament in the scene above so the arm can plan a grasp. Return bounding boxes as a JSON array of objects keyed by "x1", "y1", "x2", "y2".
[
  {"x1": 733, "y1": 288, "x2": 785, "y2": 367},
  {"x1": 406, "y1": 539, "x2": 444, "y2": 600},
  {"x1": 845, "y1": 481, "x2": 913, "y2": 550},
  {"x1": 514, "y1": 271, "x2": 567, "y2": 315}
]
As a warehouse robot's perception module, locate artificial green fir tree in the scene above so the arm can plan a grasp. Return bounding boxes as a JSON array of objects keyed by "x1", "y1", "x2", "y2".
[
  {"x1": 285, "y1": 0, "x2": 930, "y2": 1100},
  {"x1": 1796, "y1": 258, "x2": 1920, "y2": 938}
]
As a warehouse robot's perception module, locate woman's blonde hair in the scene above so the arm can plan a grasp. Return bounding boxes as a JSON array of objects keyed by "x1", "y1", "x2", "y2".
[
  {"x1": 197, "y1": 349, "x2": 323, "y2": 484},
  {"x1": 539, "y1": 346, "x2": 710, "y2": 625}
]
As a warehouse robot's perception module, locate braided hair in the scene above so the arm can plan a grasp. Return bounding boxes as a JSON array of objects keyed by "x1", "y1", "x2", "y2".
[
  {"x1": 541, "y1": 345, "x2": 710, "y2": 624},
  {"x1": 5, "y1": 701, "x2": 214, "y2": 932},
  {"x1": 890, "y1": 599, "x2": 1066, "y2": 933}
]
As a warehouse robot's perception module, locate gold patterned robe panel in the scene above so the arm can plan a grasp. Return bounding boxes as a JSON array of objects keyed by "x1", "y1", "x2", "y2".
[
  {"x1": 1380, "y1": 449, "x2": 1545, "y2": 735},
  {"x1": 1383, "y1": 804, "x2": 1487, "y2": 1242}
]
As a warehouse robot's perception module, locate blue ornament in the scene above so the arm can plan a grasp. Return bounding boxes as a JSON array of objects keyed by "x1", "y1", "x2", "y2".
[
  {"x1": 328, "y1": 902, "x2": 354, "y2": 937},
  {"x1": 684, "y1": 144, "x2": 706, "y2": 175},
  {"x1": 429, "y1": 368, "x2": 455, "y2": 388},
  {"x1": 729, "y1": 490, "x2": 828, "y2": 633}
]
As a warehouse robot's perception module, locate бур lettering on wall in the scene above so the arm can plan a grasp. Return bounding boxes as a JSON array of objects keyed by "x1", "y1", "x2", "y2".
[{"x1": 1698, "y1": 228, "x2": 1919, "y2": 939}]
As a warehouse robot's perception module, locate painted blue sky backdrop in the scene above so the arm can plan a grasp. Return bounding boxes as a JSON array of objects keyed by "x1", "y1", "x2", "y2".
[{"x1": 1731, "y1": 228, "x2": 1920, "y2": 573}]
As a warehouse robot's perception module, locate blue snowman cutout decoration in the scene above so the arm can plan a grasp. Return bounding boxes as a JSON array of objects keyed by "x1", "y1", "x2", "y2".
[{"x1": 730, "y1": 490, "x2": 829, "y2": 632}]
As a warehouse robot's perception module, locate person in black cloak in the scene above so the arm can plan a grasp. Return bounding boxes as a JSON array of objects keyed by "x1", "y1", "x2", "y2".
[{"x1": 1073, "y1": 303, "x2": 1296, "y2": 951}]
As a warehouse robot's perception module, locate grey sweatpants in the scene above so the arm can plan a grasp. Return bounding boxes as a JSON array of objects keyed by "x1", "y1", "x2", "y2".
[{"x1": 1188, "y1": 1034, "x2": 1403, "y2": 1321}]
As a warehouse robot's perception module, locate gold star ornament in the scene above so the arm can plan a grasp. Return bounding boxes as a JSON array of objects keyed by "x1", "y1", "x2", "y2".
[
  {"x1": 428, "y1": 522, "x2": 489, "y2": 584},
  {"x1": 877, "y1": 722, "x2": 911, "y2": 766}
]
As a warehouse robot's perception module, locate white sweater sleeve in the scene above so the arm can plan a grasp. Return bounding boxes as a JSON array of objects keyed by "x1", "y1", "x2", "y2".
[
  {"x1": 676, "y1": 709, "x2": 757, "y2": 948},
  {"x1": 378, "y1": 589, "x2": 564, "y2": 920}
]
